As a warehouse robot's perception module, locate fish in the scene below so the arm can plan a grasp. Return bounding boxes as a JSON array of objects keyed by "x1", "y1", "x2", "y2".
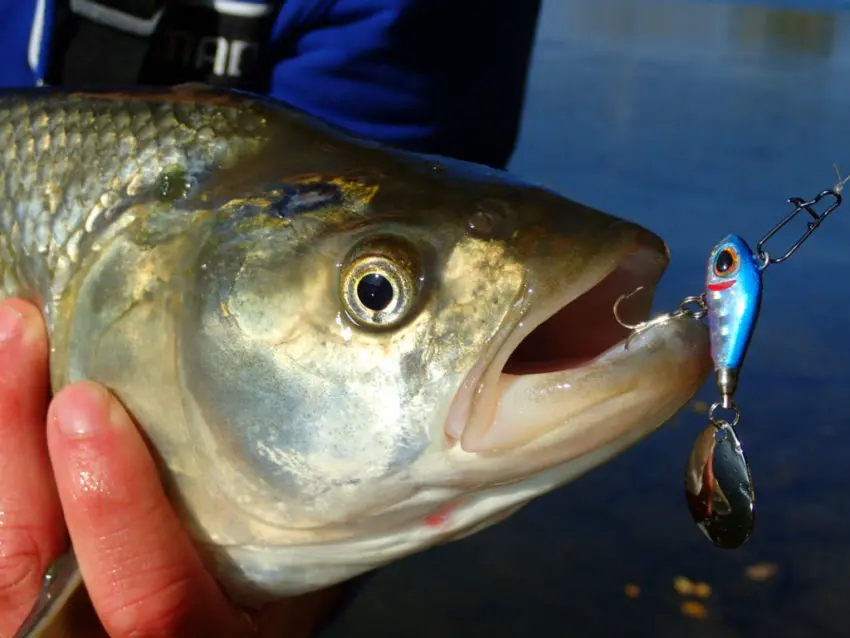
[{"x1": 0, "y1": 85, "x2": 710, "y2": 635}]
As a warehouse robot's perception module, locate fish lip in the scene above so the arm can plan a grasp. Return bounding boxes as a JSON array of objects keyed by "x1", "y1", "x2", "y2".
[{"x1": 444, "y1": 240, "x2": 669, "y2": 447}]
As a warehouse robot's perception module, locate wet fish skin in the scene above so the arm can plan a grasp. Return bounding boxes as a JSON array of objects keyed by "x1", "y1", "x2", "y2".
[{"x1": 0, "y1": 86, "x2": 710, "y2": 630}]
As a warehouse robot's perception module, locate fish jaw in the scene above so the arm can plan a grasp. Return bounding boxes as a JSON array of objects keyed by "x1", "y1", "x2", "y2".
[
  {"x1": 444, "y1": 312, "x2": 709, "y2": 481},
  {"x1": 452, "y1": 244, "x2": 704, "y2": 450},
  {"x1": 442, "y1": 231, "x2": 711, "y2": 478}
]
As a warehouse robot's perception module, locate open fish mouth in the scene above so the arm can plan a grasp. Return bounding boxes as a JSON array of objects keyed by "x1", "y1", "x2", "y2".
[
  {"x1": 501, "y1": 249, "x2": 658, "y2": 376},
  {"x1": 449, "y1": 245, "x2": 710, "y2": 455}
]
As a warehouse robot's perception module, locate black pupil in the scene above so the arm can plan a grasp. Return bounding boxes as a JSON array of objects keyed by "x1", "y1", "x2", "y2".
[
  {"x1": 716, "y1": 249, "x2": 735, "y2": 274},
  {"x1": 357, "y1": 273, "x2": 394, "y2": 311}
]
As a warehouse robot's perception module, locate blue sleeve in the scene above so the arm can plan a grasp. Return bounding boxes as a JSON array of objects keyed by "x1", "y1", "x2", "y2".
[
  {"x1": 0, "y1": 1, "x2": 42, "y2": 88},
  {"x1": 267, "y1": 0, "x2": 542, "y2": 169},
  {"x1": 0, "y1": 0, "x2": 541, "y2": 169}
]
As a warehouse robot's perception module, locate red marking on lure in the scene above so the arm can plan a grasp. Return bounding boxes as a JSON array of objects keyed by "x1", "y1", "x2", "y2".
[
  {"x1": 707, "y1": 279, "x2": 736, "y2": 292},
  {"x1": 423, "y1": 502, "x2": 460, "y2": 527}
]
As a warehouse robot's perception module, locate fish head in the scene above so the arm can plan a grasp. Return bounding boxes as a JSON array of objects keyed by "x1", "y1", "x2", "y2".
[{"x1": 170, "y1": 153, "x2": 710, "y2": 600}]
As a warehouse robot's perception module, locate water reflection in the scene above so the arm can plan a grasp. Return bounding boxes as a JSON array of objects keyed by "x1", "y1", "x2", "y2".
[
  {"x1": 556, "y1": 0, "x2": 843, "y2": 60},
  {"x1": 325, "y1": 1, "x2": 850, "y2": 636},
  {"x1": 736, "y1": 7, "x2": 836, "y2": 57}
]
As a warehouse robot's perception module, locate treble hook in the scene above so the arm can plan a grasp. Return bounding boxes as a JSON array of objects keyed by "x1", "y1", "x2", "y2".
[{"x1": 613, "y1": 288, "x2": 705, "y2": 350}]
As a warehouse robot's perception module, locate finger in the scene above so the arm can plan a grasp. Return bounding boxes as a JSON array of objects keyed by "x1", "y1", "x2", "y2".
[
  {"x1": 0, "y1": 299, "x2": 66, "y2": 636},
  {"x1": 47, "y1": 382, "x2": 254, "y2": 637}
]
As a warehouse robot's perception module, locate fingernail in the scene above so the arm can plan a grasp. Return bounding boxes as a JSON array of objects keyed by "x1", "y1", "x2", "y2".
[
  {"x1": 0, "y1": 303, "x2": 24, "y2": 343},
  {"x1": 55, "y1": 382, "x2": 117, "y2": 438}
]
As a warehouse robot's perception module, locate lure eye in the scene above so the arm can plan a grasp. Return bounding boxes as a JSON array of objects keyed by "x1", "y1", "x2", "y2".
[
  {"x1": 714, "y1": 247, "x2": 739, "y2": 277},
  {"x1": 340, "y1": 237, "x2": 423, "y2": 330}
]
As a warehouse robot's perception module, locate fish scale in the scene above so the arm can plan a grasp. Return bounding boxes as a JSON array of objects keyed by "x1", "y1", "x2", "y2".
[{"x1": 0, "y1": 89, "x2": 267, "y2": 310}]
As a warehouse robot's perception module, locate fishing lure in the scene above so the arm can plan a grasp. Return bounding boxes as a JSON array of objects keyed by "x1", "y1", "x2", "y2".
[
  {"x1": 689, "y1": 183, "x2": 844, "y2": 548},
  {"x1": 618, "y1": 174, "x2": 845, "y2": 549},
  {"x1": 691, "y1": 183, "x2": 844, "y2": 548}
]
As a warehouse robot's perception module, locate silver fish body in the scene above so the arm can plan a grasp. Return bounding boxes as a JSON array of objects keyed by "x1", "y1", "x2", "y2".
[{"x1": 0, "y1": 86, "x2": 711, "y2": 629}]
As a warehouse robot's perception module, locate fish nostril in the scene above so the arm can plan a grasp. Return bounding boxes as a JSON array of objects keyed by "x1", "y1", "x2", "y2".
[{"x1": 467, "y1": 210, "x2": 496, "y2": 238}]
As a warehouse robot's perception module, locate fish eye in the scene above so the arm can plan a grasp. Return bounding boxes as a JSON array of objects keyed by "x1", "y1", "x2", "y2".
[
  {"x1": 357, "y1": 273, "x2": 395, "y2": 311},
  {"x1": 340, "y1": 237, "x2": 422, "y2": 330},
  {"x1": 714, "y1": 247, "x2": 739, "y2": 277}
]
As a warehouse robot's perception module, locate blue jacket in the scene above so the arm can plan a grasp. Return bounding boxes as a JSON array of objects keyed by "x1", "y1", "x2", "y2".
[{"x1": 0, "y1": 0, "x2": 541, "y2": 168}]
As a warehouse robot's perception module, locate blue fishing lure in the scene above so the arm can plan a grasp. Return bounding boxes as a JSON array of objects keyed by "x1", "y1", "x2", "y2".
[
  {"x1": 682, "y1": 187, "x2": 843, "y2": 550},
  {"x1": 704, "y1": 234, "x2": 764, "y2": 410},
  {"x1": 617, "y1": 184, "x2": 843, "y2": 549}
]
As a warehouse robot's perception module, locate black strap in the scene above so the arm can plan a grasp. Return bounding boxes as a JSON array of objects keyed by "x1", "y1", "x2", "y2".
[
  {"x1": 47, "y1": 0, "x2": 164, "y2": 86},
  {"x1": 47, "y1": 0, "x2": 279, "y2": 91},
  {"x1": 70, "y1": 0, "x2": 166, "y2": 31}
]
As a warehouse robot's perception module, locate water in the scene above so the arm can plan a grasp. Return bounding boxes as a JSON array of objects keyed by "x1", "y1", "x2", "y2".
[{"x1": 325, "y1": 1, "x2": 850, "y2": 636}]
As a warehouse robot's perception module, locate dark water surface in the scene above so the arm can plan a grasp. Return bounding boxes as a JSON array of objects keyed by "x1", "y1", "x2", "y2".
[{"x1": 326, "y1": 1, "x2": 850, "y2": 636}]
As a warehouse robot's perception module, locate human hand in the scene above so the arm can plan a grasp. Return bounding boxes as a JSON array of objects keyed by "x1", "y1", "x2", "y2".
[{"x1": 0, "y1": 299, "x2": 343, "y2": 637}]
